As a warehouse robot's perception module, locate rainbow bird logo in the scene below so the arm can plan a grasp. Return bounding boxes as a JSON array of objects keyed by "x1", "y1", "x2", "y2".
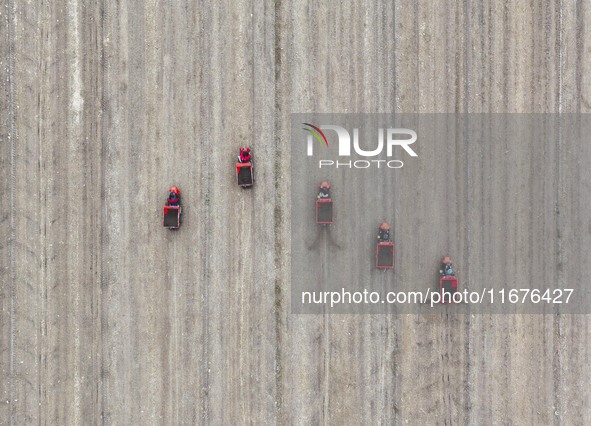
[{"x1": 302, "y1": 123, "x2": 329, "y2": 147}]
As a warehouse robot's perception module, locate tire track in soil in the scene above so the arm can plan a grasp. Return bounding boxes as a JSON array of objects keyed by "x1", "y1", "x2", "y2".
[
  {"x1": 321, "y1": 233, "x2": 330, "y2": 424},
  {"x1": 198, "y1": 123, "x2": 212, "y2": 425},
  {"x1": 168, "y1": 226, "x2": 179, "y2": 425},
  {"x1": 462, "y1": 0, "x2": 474, "y2": 423},
  {"x1": 552, "y1": 1, "x2": 565, "y2": 420},
  {"x1": 197, "y1": 4, "x2": 213, "y2": 420},
  {"x1": 5, "y1": 0, "x2": 17, "y2": 423},
  {"x1": 37, "y1": 7, "x2": 49, "y2": 423},
  {"x1": 99, "y1": 0, "x2": 111, "y2": 422},
  {"x1": 273, "y1": 0, "x2": 286, "y2": 421}
]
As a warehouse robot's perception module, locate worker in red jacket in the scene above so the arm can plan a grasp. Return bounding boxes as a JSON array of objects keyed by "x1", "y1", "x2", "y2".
[
  {"x1": 239, "y1": 147, "x2": 251, "y2": 163},
  {"x1": 167, "y1": 186, "x2": 180, "y2": 206}
]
